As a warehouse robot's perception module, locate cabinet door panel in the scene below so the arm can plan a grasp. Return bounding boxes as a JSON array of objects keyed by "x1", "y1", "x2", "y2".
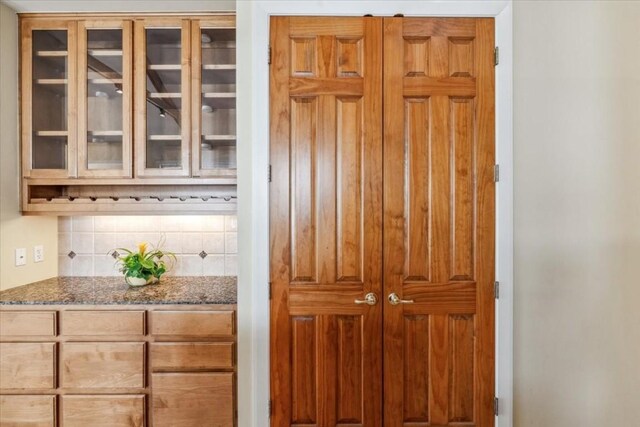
[
  {"x1": 62, "y1": 395, "x2": 144, "y2": 427},
  {"x1": 134, "y1": 19, "x2": 191, "y2": 177},
  {"x1": 78, "y1": 20, "x2": 133, "y2": 178},
  {"x1": 0, "y1": 343, "x2": 56, "y2": 390},
  {"x1": 0, "y1": 311, "x2": 56, "y2": 337},
  {"x1": 191, "y1": 17, "x2": 236, "y2": 177},
  {"x1": 21, "y1": 20, "x2": 77, "y2": 178},
  {"x1": 151, "y1": 342, "x2": 234, "y2": 370},
  {"x1": 151, "y1": 310, "x2": 234, "y2": 337},
  {"x1": 0, "y1": 395, "x2": 56, "y2": 426},
  {"x1": 61, "y1": 342, "x2": 144, "y2": 388},
  {"x1": 152, "y1": 372, "x2": 234, "y2": 427}
]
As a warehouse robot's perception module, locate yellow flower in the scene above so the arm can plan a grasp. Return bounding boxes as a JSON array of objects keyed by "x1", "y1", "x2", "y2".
[{"x1": 137, "y1": 242, "x2": 147, "y2": 255}]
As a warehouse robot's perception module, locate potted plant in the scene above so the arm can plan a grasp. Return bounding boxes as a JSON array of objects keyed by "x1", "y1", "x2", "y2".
[{"x1": 115, "y1": 242, "x2": 176, "y2": 287}]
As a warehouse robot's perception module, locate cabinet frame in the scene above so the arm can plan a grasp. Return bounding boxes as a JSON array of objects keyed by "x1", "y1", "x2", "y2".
[
  {"x1": 21, "y1": 19, "x2": 78, "y2": 179},
  {"x1": 77, "y1": 19, "x2": 133, "y2": 178},
  {"x1": 134, "y1": 18, "x2": 192, "y2": 178},
  {"x1": 191, "y1": 16, "x2": 237, "y2": 178}
]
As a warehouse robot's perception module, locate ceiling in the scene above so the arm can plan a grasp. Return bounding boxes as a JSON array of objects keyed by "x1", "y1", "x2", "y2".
[{"x1": 1, "y1": 0, "x2": 235, "y2": 13}]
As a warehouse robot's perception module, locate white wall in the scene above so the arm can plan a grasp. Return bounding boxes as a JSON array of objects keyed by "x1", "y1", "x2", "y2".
[
  {"x1": 0, "y1": 2, "x2": 58, "y2": 290},
  {"x1": 514, "y1": 1, "x2": 640, "y2": 425}
]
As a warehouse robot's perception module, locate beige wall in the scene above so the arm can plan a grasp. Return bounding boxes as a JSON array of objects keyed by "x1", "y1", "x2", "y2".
[
  {"x1": 0, "y1": 3, "x2": 58, "y2": 290},
  {"x1": 514, "y1": 1, "x2": 640, "y2": 425}
]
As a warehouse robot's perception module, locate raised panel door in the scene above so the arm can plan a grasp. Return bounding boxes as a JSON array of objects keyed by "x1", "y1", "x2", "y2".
[
  {"x1": 383, "y1": 17, "x2": 495, "y2": 427},
  {"x1": 270, "y1": 16, "x2": 383, "y2": 427}
]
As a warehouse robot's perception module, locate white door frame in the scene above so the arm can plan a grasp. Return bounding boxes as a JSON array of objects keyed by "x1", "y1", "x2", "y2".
[{"x1": 236, "y1": 1, "x2": 513, "y2": 426}]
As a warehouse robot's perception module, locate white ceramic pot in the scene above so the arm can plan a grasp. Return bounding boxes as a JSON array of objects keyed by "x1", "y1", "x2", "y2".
[{"x1": 125, "y1": 276, "x2": 157, "y2": 287}]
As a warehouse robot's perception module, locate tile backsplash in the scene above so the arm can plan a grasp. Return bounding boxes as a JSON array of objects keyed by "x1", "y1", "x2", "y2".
[{"x1": 58, "y1": 216, "x2": 237, "y2": 277}]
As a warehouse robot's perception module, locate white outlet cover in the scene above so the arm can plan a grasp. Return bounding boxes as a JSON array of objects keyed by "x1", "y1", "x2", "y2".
[
  {"x1": 34, "y1": 245, "x2": 44, "y2": 263},
  {"x1": 15, "y1": 248, "x2": 27, "y2": 266}
]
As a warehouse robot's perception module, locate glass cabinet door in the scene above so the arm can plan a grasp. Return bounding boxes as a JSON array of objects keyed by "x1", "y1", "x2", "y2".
[
  {"x1": 135, "y1": 19, "x2": 191, "y2": 177},
  {"x1": 78, "y1": 20, "x2": 132, "y2": 177},
  {"x1": 22, "y1": 20, "x2": 77, "y2": 178},
  {"x1": 191, "y1": 18, "x2": 236, "y2": 177}
]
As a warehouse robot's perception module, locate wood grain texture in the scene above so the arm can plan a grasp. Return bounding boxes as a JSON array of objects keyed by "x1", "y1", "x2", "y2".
[
  {"x1": 150, "y1": 310, "x2": 234, "y2": 337},
  {"x1": 270, "y1": 16, "x2": 383, "y2": 427},
  {"x1": 61, "y1": 310, "x2": 144, "y2": 336},
  {"x1": 61, "y1": 395, "x2": 144, "y2": 427},
  {"x1": 0, "y1": 395, "x2": 56, "y2": 426},
  {"x1": 152, "y1": 372, "x2": 234, "y2": 427},
  {"x1": 0, "y1": 343, "x2": 56, "y2": 390},
  {"x1": 0, "y1": 311, "x2": 56, "y2": 337},
  {"x1": 61, "y1": 342, "x2": 144, "y2": 388},
  {"x1": 151, "y1": 342, "x2": 234, "y2": 370},
  {"x1": 383, "y1": 17, "x2": 495, "y2": 427}
]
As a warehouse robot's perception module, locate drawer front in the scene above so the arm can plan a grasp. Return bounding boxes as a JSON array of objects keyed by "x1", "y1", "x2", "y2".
[
  {"x1": 151, "y1": 310, "x2": 234, "y2": 337},
  {"x1": 62, "y1": 395, "x2": 145, "y2": 427},
  {"x1": 0, "y1": 311, "x2": 56, "y2": 337},
  {"x1": 0, "y1": 343, "x2": 56, "y2": 389},
  {"x1": 61, "y1": 342, "x2": 144, "y2": 389},
  {"x1": 0, "y1": 395, "x2": 56, "y2": 426},
  {"x1": 62, "y1": 310, "x2": 145, "y2": 336},
  {"x1": 152, "y1": 373, "x2": 234, "y2": 427},
  {"x1": 151, "y1": 342, "x2": 234, "y2": 370}
]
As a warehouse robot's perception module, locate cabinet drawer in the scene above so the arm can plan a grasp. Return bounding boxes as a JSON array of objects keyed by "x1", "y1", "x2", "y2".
[
  {"x1": 61, "y1": 342, "x2": 144, "y2": 389},
  {"x1": 151, "y1": 310, "x2": 234, "y2": 337},
  {"x1": 151, "y1": 342, "x2": 234, "y2": 370},
  {"x1": 0, "y1": 395, "x2": 56, "y2": 426},
  {"x1": 152, "y1": 373, "x2": 234, "y2": 427},
  {"x1": 62, "y1": 395, "x2": 145, "y2": 427},
  {"x1": 62, "y1": 310, "x2": 145, "y2": 336},
  {"x1": 0, "y1": 311, "x2": 56, "y2": 337},
  {"x1": 0, "y1": 343, "x2": 56, "y2": 389}
]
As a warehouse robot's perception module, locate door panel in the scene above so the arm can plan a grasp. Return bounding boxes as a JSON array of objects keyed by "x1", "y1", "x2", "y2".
[
  {"x1": 270, "y1": 16, "x2": 383, "y2": 427},
  {"x1": 383, "y1": 17, "x2": 495, "y2": 427}
]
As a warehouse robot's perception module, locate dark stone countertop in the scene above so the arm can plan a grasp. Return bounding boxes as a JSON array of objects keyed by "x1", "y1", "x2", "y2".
[{"x1": 0, "y1": 276, "x2": 237, "y2": 305}]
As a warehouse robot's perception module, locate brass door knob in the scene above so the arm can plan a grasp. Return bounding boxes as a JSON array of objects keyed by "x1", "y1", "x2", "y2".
[
  {"x1": 354, "y1": 292, "x2": 378, "y2": 306},
  {"x1": 388, "y1": 293, "x2": 414, "y2": 305}
]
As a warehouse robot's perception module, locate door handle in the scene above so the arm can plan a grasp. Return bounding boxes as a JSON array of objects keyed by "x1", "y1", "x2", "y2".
[
  {"x1": 388, "y1": 293, "x2": 414, "y2": 305},
  {"x1": 354, "y1": 292, "x2": 378, "y2": 306}
]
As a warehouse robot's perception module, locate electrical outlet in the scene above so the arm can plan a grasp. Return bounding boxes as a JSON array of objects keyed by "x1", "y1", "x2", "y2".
[
  {"x1": 34, "y1": 245, "x2": 44, "y2": 263},
  {"x1": 15, "y1": 248, "x2": 27, "y2": 266}
]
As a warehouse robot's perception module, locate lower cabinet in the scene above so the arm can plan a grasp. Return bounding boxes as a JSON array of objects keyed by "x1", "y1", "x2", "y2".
[
  {"x1": 152, "y1": 373, "x2": 234, "y2": 427},
  {"x1": 0, "y1": 305, "x2": 236, "y2": 426}
]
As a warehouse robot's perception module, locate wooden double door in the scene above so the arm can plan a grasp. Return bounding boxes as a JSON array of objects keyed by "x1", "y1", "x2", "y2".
[{"x1": 270, "y1": 16, "x2": 495, "y2": 427}]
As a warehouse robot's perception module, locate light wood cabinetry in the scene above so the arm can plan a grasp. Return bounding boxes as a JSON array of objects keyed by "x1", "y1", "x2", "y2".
[
  {"x1": 0, "y1": 304, "x2": 236, "y2": 426},
  {"x1": 19, "y1": 14, "x2": 237, "y2": 215}
]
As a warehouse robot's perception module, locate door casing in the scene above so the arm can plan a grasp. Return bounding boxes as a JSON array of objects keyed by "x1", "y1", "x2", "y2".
[{"x1": 236, "y1": 2, "x2": 513, "y2": 426}]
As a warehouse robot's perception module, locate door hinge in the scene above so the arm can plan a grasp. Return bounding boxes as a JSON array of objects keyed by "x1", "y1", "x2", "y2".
[
  {"x1": 494, "y1": 281, "x2": 500, "y2": 299},
  {"x1": 268, "y1": 282, "x2": 272, "y2": 299},
  {"x1": 269, "y1": 399, "x2": 273, "y2": 417},
  {"x1": 494, "y1": 397, "x2": 499, "y2": 416},
  {"x1": 494, "y1": 164, "x2": 500, "y2": 182},
  {"x1": 268, "y1": 164, "x2": 272, "y2": 182},
  {"x1": 268, "y1": 45, "x2": 272, "y2": 65},
  {"x1": 494, "y1": 46, "x2": 499, "y2": 66}
]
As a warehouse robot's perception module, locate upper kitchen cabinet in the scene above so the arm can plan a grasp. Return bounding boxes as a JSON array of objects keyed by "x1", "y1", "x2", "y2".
[
  {"x1": 20, "y1": 14, "x2": 237, "y2": 215},
  {"x1": 78, "y1": 20, "x2": 133, "y2": 178},
  {"x1": 21, "y1": 19, "x2": 78, "y2": 178},
  {"x1": 191, "y1": 17, "x2": 236, "y2": 177},
  {"x1": 134, "y1": 18, "x2": 191, "y2": 177}
]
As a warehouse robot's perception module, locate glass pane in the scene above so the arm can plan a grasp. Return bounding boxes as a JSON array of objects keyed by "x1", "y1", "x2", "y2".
[
  {"x1": 86, "y1": 29, "x2": 124, "y2": 170},
  {"x1": 200, "y1": 28, "x2": 236, "y2": 171},
  {"x1": 145, "y1": 28, "x2": 183, "y2": 170},
  {"x1": 32, "y1": 30, "x2": 68, "y2": 169}
]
